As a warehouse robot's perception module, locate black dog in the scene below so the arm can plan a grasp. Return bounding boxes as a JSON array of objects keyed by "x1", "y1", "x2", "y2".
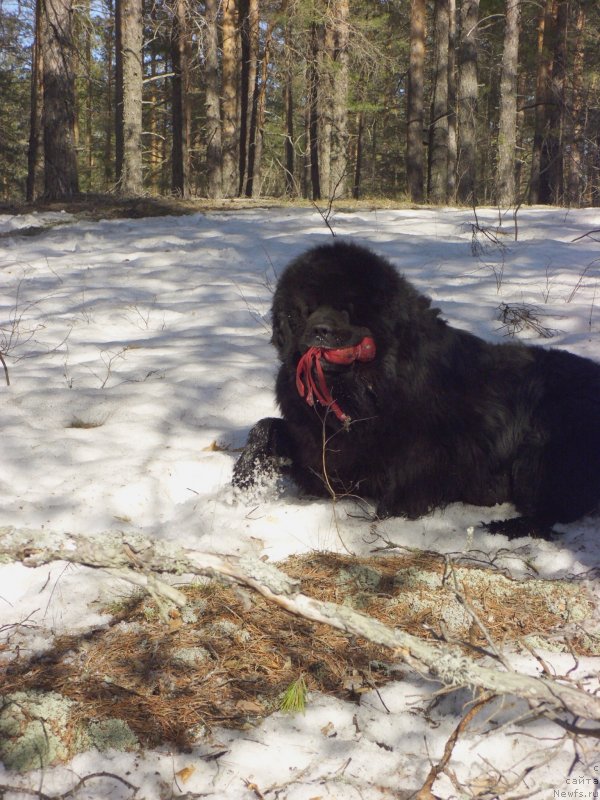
[{"x1": 233, "y1": 241, "x2": 600, "y2": 531}]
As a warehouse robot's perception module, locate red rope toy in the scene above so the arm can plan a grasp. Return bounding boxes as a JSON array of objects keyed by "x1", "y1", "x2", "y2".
[{"x1": 295, "y1": 336, "x2": 376, "y2": 423}]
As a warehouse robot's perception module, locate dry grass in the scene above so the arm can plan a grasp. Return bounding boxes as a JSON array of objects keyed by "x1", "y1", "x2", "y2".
[
  {"x1": 2, "y1": 552, "x2": 596, "y2": 750},
  {"x1": 0, "y1": 193, "x2": 418, "y2": 225},
  {"x1": 497, "y1": 302, "x2": 561, "y2": 338}
]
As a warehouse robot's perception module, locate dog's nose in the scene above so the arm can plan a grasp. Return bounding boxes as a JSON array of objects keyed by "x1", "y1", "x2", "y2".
[{"x1": 311, "y1": 323, "x2": 334, "y2": 340}]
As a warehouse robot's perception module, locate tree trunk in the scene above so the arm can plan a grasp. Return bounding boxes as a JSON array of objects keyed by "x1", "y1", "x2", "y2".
[
  {"x1": 592, "y1": 122, "x2": 600, "y2": 206},
  {"x1": 446, "y1": 0, "x2": 457, "y2": 202},
  {"x1": 317, "y1": 24, "x2": 332, "y2": 199},
  {"x1": 540, "y1": 0, "x2": 567, "y2": 205},
  {"x1": 566, "y1": 2, "x2": 586, "y2": 206},
  {"x1": 246, "y1": 22, "x2": 274, "y2": 197},
  {"x1": 302, "y1": 97, "x2": 310, "y2": 198},
  {"x1": 115, "y1": 0, "x2": 124, "y2": 186},
  {"x1": 529, "y1": 0, "x2": 554, "y2": 204},
  {"x1": 115, "y1": 0, "x2": 143, "y2": 195},
  {"x1": 146, "y1": 10, "x2": 161, "y2": 194},
  {"x1": 329, "y1": 0, "x2": 350, "y2": 199},
  {"x1": 428, "y1": 0, "x2": 450, "y2": 204},
  {"x1": 307, "y1": 23, "x2": 321, "y2": 200},
  {"x1": 496, "y1": 0, "x2": 521, "y2": 207},
  {"x1": 204, "y1": 0, "x2": 222, "y2": 198},
  {"x1": 27, "y1": 0, "x2": 44, "y2": 202},
  {"x1": 160, "y1": 76, "x2": 170, "y2": 192},
  {"x1": 406, "y1": 0, "x2": 426, "y2": 203},
  {"x1": 221, "y1": 0, "x2": 239, "y2": 197},
  {"x1": 171, "y1": 0, "x2": 192, "y2": 198},
  {"x1": 353, "y1": 111, "x2": 364, "y2": 200},
  {"x1": 456, "y1": 0, "x2": 480, "y2": 205},
  {"x1": 103, "y1": 0, "x2": 114, "y2": 190},
  {"x1": 238, "y1": 0, "x2": 259, "y2": 195},
  {"x1": 41, "y1": 0, "x2": 79, "y2": 200},
  {"x1": 283, "y1": 25, "x2": 295, "y2": 197},
  {"x1": 84, "y1": 0, "x2": 94, "y2": 190},
  {"x1": 238, "y1": 0, "x2": 250, "y2": 194}
]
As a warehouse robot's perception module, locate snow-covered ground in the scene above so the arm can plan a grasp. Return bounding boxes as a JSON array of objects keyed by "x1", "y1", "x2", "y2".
[{"x1": 1, "y1": 205, "x2": 599, "y2": 798}]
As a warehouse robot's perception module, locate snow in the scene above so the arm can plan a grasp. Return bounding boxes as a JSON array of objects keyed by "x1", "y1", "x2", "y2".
[{"x1": 1, "y1": 205, "x2": 600, "y2": 798}]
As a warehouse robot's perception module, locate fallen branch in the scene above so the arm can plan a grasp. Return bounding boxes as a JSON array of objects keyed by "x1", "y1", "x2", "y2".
[
  {"x1": 0, "y1": 771, "x2": 138, "y2": 800},
  {"x1": 0, "y1": 351, "x2": 9, "y2": 386},
  {"x1": 1, "y1": 526, "x2": 599, "y2": 726},
  {"x1": 572, "y1": 229, "x2": 600, "y2": 243},
  {"x1": 416, "y1": 694, "x2": 492, "y2": 799}
]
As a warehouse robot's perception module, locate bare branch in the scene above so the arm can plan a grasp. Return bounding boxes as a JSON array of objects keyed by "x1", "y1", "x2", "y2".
[
  {"x1": 572, "y1": 230, "x2": 600, "y2": 243},
  {"x1": 0, "y1": 351, "x2": 9, "y2": 386},
  {"x1": 416, "y1": 694, "x2": 492, "y2": 799},
  {"x1": 0, "y1": 771, "x2": 139, "y2": 799}
]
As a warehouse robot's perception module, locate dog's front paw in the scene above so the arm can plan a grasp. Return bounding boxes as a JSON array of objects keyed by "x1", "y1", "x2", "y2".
[{"x1": 232, "y1": 417, "x2": 293, "y2": 494}]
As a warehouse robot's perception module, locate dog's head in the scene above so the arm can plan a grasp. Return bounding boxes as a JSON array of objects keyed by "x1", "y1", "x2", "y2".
[
  {"x1": 271, "y1": 241, "x2": 441, "y2": 424},
  {"x1": 271, "y1": 241, "x2": 403, "y2": 365}
]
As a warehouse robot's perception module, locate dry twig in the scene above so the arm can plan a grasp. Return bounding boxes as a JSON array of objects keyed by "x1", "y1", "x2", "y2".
[{"x1": 416, "y1": 694, "x2": 492, "y2": 799}]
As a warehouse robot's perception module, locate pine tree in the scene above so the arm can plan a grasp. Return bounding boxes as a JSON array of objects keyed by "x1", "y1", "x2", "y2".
[
  {"x1": 406, "y1": 0, "x2": 426, "y2": 202},
  {"x1": 205, "y1": 0, "x2": 223, "y2": 198},
  {"x1": 115, "y1": 0, "x2": 143, "y2": 195},
  {"x1": 456, "y1": 0, "x2": 480, "y2": 205},
  {"x1": 221, "y1": 0, "x2": 239, "y2": 197},
  {"x1": 41, "y1": 0, "x2": 79, "y2": 199},
  {"x1": 497, "y1": 0, "x2": 521, "y2": 207},
  {"x1": 171, "y1": 0, "x2": 192, "y2": 198},
  {"x1": 428, "y1": 0, "x2": 450, "y2": 203}
]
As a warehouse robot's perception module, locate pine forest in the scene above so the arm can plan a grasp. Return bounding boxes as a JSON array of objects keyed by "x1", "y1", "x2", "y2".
[{"x1": 0, "y1": 0, "x2": 599, "y2": 206}]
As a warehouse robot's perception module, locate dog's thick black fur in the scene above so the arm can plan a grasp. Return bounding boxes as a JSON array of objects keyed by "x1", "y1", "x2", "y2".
[{"x1": 233, "y1": 241, "x2": 600, "y2": 528}]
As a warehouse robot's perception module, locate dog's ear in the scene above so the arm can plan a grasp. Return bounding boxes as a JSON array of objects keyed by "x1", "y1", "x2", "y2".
[
  {"x1": 271, "y1": 299, "x2": 307, "y2": 360},
  {"x1": 271, "y1": 310, "x2": 292, "y2": 356}
]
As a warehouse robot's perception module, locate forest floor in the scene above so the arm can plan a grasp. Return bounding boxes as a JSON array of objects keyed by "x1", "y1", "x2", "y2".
[
  {"x1": 0, "y1": 193, "x2": 415, "y2": 222},
  {"x1": 1, "y1": 203, "x2": 599, "y2": 799}
]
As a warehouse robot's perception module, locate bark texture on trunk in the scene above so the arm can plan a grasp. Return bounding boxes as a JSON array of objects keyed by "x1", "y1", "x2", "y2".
[
  {"x1": 406, "y1": 0, "x2": 426, "y2": 203},
  {"x1": 456, "y1": 0, "x2": 480, "y2": 205},
  {"x1": 41, "y1": 0, "x2": 79, "y2": 199},
  {"x1": 205, "y1": 0, "x2": 222, "y2": 198},
  {"x1": 428, "y1": 0, "x2": 450, "y2": 204},
  {"x1": 497, "y1": 0, "x2": 521, "y2": 207},
  {"x1": 116, "y1": 0, "x2": 143, "y2": 195},
  {"x1": 221, "y1": 0, "x2": 239, "y2": 198}
]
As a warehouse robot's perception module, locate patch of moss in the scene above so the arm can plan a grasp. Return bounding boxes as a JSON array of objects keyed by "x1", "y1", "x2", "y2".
[
  {"x1": 87, "y1": 718, "x2": 138, "y2": 751},
  {"x1": 173, "y1": 646, "x2": 211, "y2": 666},
  {"x1": 337, "y1": 564, "x2": 382, "y2": 592},
  {"x1": 0, "y1": 691, "x2": 74, "y2": 771}
]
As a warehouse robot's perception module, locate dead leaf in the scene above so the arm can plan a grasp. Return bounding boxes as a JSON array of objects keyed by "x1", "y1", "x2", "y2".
[
  {"x1": 203, "y1": 440, "x2": 229, "y2": 452},
  {"x1": 175, "y1": 765, "x2": 196, "y2": 783},
  {"x1": 235, "y1": 699, "x2": 264, "y2": 714}
]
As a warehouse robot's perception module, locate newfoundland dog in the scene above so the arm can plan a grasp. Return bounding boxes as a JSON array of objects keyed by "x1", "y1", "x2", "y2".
[{"x1": 233, "y1": 241, "x2": 600, "y2": 532}]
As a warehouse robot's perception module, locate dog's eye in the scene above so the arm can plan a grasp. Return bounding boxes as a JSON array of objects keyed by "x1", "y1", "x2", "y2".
[
  {"x1": 287, "y1": 306, "x2": 307, "y2": 329},
  {"x1": 340, "y1": 303, "x2": 355, "y2": 322},
  {"x1": 293, "y1": 301, "x2": 309, "y2": 319}
]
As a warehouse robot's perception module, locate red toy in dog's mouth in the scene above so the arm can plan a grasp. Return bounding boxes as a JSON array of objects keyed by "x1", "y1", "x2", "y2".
[{"x1": 295, "y1": 336, "x2": 376, "y2": 422}]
